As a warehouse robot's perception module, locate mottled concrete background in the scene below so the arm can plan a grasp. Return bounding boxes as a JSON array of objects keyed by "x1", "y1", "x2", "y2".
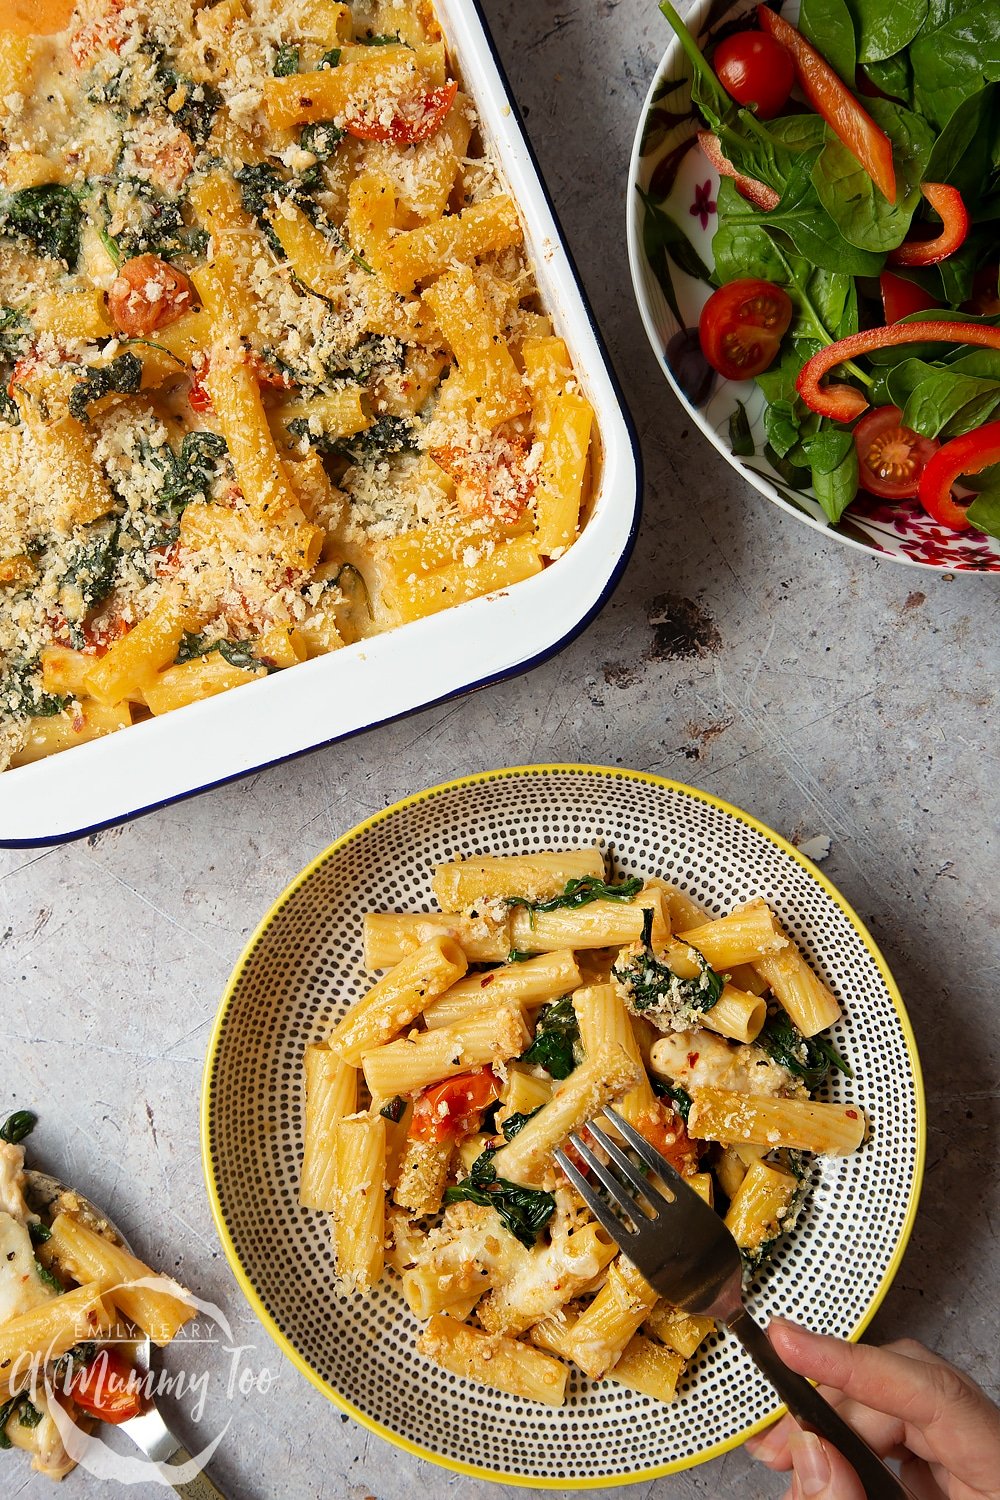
[{"x1": 2, "y1": 1, "x2": 998, "y2": 1496}]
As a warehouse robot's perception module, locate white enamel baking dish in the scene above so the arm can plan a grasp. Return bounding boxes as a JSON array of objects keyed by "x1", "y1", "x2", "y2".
[{"x1": 0, "y1": 0, "x2": 641, "y2": 847}]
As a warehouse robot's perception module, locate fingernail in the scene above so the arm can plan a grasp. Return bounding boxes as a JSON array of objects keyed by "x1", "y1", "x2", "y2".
[
  {"x1": 789, "y1": 1431, "x2": 831, "y2": 1496},
  {"x1": 746, "y1": 1428, "x2": 783, "y2": 1464}
]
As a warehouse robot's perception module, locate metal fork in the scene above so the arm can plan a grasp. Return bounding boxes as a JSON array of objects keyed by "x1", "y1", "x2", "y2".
[{"x1": 555, "y1": 1107, "x2": 916, "y2": 1499}]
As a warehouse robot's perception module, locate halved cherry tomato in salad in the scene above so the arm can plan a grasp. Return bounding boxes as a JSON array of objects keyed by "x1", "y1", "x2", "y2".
[
  {"x1": 344, "y1": 80, "x2": 458, "y2": 145},
  {"x1": 888, "y1": 184, "x2": 969, "y2": 268},
  {"x1": 699, "y1": 278, "x2": 793, "y2": 381},
  {"x1": 853, "y1": 406, "x2": 938, "y2": 500},
  {"x1": 797, "y1": 322, "x2": 1000, "y2": 421},
  {"x1": 712, "y1": 30, "x2": 794, "y2": 119},
  {"x1": 697, "y1": 131, "x2": 779, "y2": 211},
  {"x1": 918, "y1": 419, "x2": 1000, "y2": 531},
  {"x1": 69, "y1": 1348, "x2": 144, "y2": 1424},
  {"x1": 409, "y1": 1068, "x2": 500, "y2": 1143},
  {"x1": 880, "y1": 271, "x2": 939, "y2": 324},
  {"x1": 757, "y1": 5, "x2": 896, "y2": 204}
]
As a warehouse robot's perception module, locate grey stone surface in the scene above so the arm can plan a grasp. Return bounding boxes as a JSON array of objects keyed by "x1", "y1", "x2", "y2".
[{"x1": 2, "y1": 1, "x2": 999, "y2": 1495}]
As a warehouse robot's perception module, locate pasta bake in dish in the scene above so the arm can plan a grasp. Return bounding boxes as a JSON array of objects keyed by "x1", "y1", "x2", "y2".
[
  {"x1": 301, "y1": 845, "x2": 866, "y2": 1407},
  {"x1": 0, "y1": 0, "x2": 595, "y2": 770}
]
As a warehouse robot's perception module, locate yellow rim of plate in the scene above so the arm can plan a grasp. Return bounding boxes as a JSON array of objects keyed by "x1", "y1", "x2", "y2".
[{"x1": 201, "y1": 763, "x2": 926, "y2": 1490}]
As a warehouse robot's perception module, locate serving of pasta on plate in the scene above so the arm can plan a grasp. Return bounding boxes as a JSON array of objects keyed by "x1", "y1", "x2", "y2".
[
  {"x1": 301, "y1": 843, "x2": 866, "y2": 1409},
  {"x1": 0, "y1": 1110, "x2": 195, "y2": 1482},
  {"x1": 0, "y1": 0, "x2": 595, "y2": 771}
]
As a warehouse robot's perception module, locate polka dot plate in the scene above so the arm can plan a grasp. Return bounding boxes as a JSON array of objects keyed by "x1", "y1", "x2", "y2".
[{"x1": 201, "y1": 765, "x2": 925, "y2": 1487}]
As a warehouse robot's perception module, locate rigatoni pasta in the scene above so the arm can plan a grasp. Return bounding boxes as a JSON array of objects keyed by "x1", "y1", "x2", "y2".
[{"x1": 299, "y1": 839, "x2": 865, "y2": 1409}]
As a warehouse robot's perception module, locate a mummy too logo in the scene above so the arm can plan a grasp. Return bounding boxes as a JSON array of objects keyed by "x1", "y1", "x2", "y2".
[{"x1": 11, "y1": 1279, "x2": 277, "y2": 1486}]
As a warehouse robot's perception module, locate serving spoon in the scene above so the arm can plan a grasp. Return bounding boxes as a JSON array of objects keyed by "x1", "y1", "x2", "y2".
[{"x1": 25, "y1": 1170, "x2": 228, "y2": 1499}]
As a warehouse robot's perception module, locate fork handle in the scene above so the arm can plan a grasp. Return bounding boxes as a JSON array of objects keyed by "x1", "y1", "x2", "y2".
[
  {"x1": 729, "y1": 1308, "x2": 919, "y2": 1499},
  {"x1": 156, "y1": 1445, "x2": 229, "y2": 1499}
]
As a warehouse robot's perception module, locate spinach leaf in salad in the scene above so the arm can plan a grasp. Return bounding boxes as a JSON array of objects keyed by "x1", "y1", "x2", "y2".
[
  {"x1": 849, "y1": 0, "x2": 928, "y2": 64},
  {"x1": 910, "y1": 9, "x2": 1000, "y2": 132},
  {"x1": 811, "y1": 99, "x2": 935, "y2": 253},
  {"x1": 799, "y1": 0, "x2": 856, "y2": 83}
]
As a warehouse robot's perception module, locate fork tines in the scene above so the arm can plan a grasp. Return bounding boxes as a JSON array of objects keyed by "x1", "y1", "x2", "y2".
[{"x1": 554, "y1": 1105, "x2": 683, "y2": 1242}]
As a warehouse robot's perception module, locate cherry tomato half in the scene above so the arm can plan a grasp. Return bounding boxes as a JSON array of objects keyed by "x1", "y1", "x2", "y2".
[
  {"x1": 698, "y1": 278, "x2": 793, "y2": 381},
  {"x1": 409, "y1": 1068, "x2": 500, "y2": 1143},
  {"x1": 853, "y1": 405, "x2": 938, "y2": 500},
  {"x1": 69, "y1": 1348, "x2": 144, "y2": 1425},
  {"x1": 713, "y1": 30, "x2": 794, "y2": 119}
]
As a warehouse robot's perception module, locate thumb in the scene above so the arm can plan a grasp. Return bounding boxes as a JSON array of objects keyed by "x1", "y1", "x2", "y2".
[{"x1": 788, "y1": 1429, "x2": 867, "y2": 1500}]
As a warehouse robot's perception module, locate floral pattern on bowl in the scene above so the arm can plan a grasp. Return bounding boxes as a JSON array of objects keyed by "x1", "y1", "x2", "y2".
[{"x1": 626, "y1": 0, "x2": 1000, "y2": 572}]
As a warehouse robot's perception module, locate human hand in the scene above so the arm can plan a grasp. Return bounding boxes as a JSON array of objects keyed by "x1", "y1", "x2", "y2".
[{"x1": 745, "y1": 1317, "x2": 1000, "y2": 1499}]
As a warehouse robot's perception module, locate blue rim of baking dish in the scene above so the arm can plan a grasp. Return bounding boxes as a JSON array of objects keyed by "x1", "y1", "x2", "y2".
[{"x1": 0, "y1": 2, "x2": 642, "y2": 850}]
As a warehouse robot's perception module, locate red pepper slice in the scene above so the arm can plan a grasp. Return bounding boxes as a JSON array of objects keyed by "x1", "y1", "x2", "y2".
[
  {"x1": 879, "y1": 271, "x2": 939, "y2": 324},
  {"x1": 344, "y1": 79, "x2": 458, "y2": 145},
  {"x1": 757, "y1": 5, "x2": 896, "y2": 204},
  {"x1": 797, "y1": 321, "x2": 1000, "y2": 422},
  {"x1": 697, "y1": 131, "x2": 780, "y2": 211},
  {"x1": 918, "y1": 418, "x2": 1000, "y2": 531},
  {"x1": 888, "y1": 183, "x2": 970, "y2": 267}
]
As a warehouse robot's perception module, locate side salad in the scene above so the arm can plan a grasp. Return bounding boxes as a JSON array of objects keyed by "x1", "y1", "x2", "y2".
[{"x1": 654, "y1": 0, "x2": 1000, "y2": 541}]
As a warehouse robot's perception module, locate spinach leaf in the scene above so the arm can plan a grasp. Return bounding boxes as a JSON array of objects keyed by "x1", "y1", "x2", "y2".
[
  {"x1": 612, "y1": 945, "x2": 725, "y2": 1023},
  {"x1": 68, "y1": 353, "x2": 143, "y2": 424},
  {"x1": 175, "y1": 633, "x2": 268, "y2": 672},
  {"x1": 728, "y1": 400, "x2": 754, "y2": 457},
  {"x1": 157, "y1": 71, "x2": 221, "y2": 144},
  {"x1": 443, "y1": 1148, "x2": 555, "y2": 1247},
  {"x1": 712, "y1": 180, "x2": 787, "y2": 284},
  {"x1": 158, "y1": 430, "x2": 228, "y2": 515},
  {"x1": 96, "y1": 181, "x2": 205, "y2": 261},
  {"x1": 28, "y1": 1220, "x2": 51, "y2": 1245},
  {"x1": 274, "y1": 44, "x2": 299, "y2": 76},
  {"x1": 848, "y1": 0, "x2": 928, "y2": 62},
  {"x1": 811, "y1": 441, "x2": 858, "y2": 522},
  {"x1": 1, "y1": 661, "x2": 69, "y2": 719},
  {"x1": 332, "y1": 414, "x2": 417, "y2": 463},
  {"x1": 800, "y1": 0, "x2": 857, "y2": 82},
  {"x1": 318, "y1": 48, "x2": 341, "y2": 68},
  {"x1": 379, "y1": 1096, "x2": 406, "y2": 1123},
  {"x1": 359, "y1": 32, "x2": 407, "y2": 46},
  {"x1": 925, "y1": 87, "x2": 998, "y2": 199},
  {"x1": 862, "y1": 53, "x2": 914, "y2": 106},
  {"x1": 0, "y1": 185, "x2": 82, "y2": 266},
  {"x1": 650, "y1": 1077, "x2": 693, "y2": 1122},
  {"x1": 811, "y1": 99, "x2": 934, "y2": 252},
  {"x1": 966, "y1": 484, "x2": 1000, "y2": 538},
  {"x1": 501, "y1": 1106, "x2": 542, "y2": 1141},
  {"x1": 801, "y1": 423, "x2": 854, "y2": 475},
  {"x1": 17, "y1": 1401, "x2": 42, "y2": 1429},
  {"x1": 506, "y1": 873, "x2": 643, "y2": 921},
  {"x1": 658, "y1": 0, "x2": 731, "y2": 128},
  {"x1": 902, "y1": 369, "x2": 1000, "y2": 437},
  {"x1": 519, "y1": 997, "x2": 581, "y2": 1080},
  {"x1": 60, "y1": 525, "x2": 121, "y2": 616},
  {"x1": 757, "y1": 1011, "x2": 852, "y2": 1091},
  {"x1": 0, "y1": 1109, "x2": 36, "y2": 1144},
  {"x1": 0, "y1": 1397, "x2": 21, "y2": 1448},
  {"x1": 33, "y1": 1257, "x2": 63, "y2": 1294},
  {"x1": 911, "y1": 9, "x2": 1000, "y2": 131},
  {"x1": 727, "y1": 155, "x2": 884, "y2": 276},
  {"x1": 0, "y1": 307, "x2": 28, "y2": 363}
]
